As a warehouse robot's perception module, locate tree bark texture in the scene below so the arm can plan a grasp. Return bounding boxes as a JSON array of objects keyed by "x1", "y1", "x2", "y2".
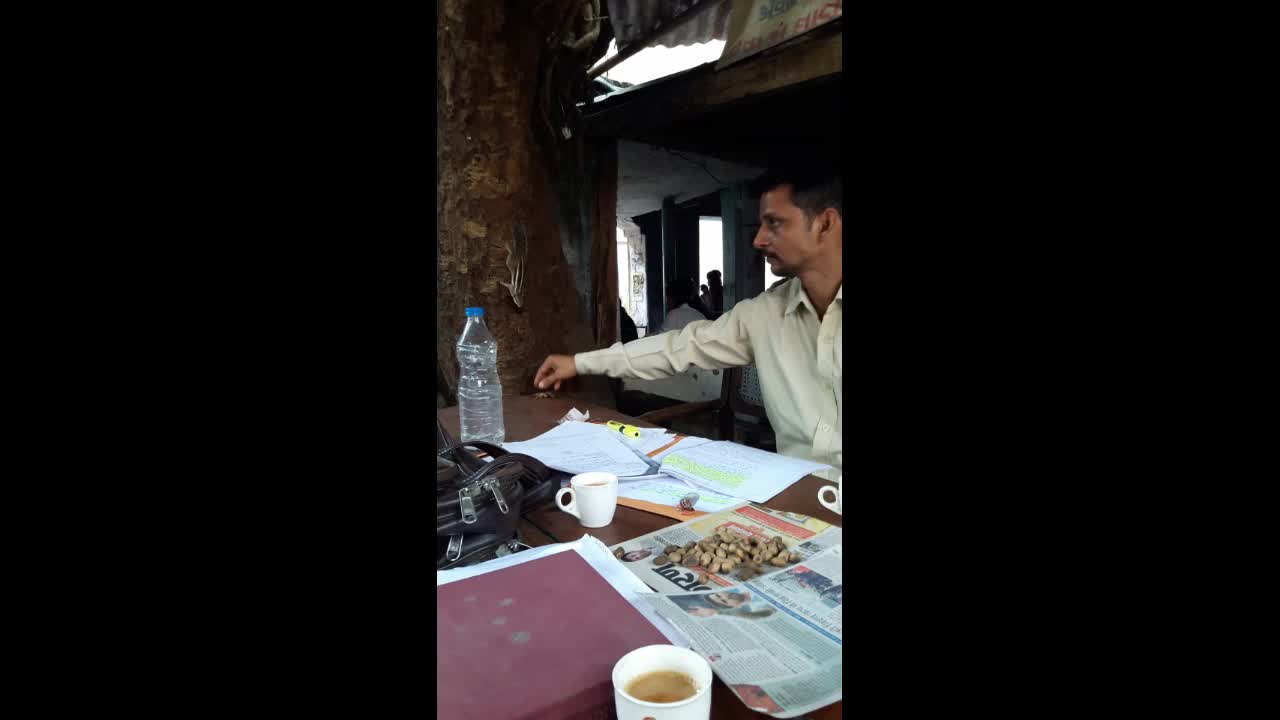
[
  {"x1": 437, "y1": 0, "x2": 595, "y2": 397},
  {"x1": 589, "y1": 139, "x2": 618, "y2": 347}
]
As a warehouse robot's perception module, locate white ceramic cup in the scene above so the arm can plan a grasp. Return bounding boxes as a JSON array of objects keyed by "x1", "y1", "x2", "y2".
[
  {"x1": 612, "y1": 644, "x2": 712, "y2": 720},
  {"x1": 818, "y1": 474, "x2": 842, "y2": 515},
  {"x1": 555, "y1": 472, "x2": 619, "y2": 528}
]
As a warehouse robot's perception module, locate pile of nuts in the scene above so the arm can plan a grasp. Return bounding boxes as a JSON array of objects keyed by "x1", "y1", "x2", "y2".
[{"x1": 621, "y1": 527, "x2": 802, "y2": 582}]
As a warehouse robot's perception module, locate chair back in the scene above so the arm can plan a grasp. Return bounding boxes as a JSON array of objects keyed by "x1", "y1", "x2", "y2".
[
  {"x1": 719, "y1": 365, "x2": 768, "y2": 439},
  {"x1": 722, "y1": 365, "x2": 767, "y2": 419}
]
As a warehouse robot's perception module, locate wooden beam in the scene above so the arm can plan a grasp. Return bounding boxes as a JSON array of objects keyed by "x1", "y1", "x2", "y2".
[
  {"x1": 586, "y1": 27, "x2": 841, "y2": 137},
  {"x1": 696, "y1": 30, "x2": 841, "y2": 108}
]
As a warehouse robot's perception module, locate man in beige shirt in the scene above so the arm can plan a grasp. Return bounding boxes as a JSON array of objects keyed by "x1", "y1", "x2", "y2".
[{"x1": 535, "y1": 170, "x2": 842, "y2": 477}]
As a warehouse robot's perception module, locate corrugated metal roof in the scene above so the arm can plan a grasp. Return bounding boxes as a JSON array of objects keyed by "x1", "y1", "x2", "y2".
[{"x1": 606, "y1": 0, "x2": 731, "y2": 50}]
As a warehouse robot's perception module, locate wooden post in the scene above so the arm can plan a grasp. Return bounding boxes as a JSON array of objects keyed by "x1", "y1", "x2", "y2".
[
  {"x1": 674, "y1": 206, "x2": 700, "y2": 293},
  {"x1": 590, "y1": 139, "x2": 619, "y2": 346},
  {"x1": 661, "y1": 196, "x2": 676, "y2": 313},
  {"x1": 720, "y1": 184, "x2": 741, "y2": 311},
  {"x1": 641, "y1": 214, "x2": 664, "y2": 335}
]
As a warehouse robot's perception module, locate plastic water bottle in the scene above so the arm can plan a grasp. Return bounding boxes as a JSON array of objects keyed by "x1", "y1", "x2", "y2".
[{"x1": 456, "y1": 307, "x2": 505, "y2": 445}]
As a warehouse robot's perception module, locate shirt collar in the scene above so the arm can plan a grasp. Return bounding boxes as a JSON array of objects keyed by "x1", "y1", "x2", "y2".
[
  {"x1": 784, "y1": 279, "x2": 843, "y2": 316},
  {"x1": 782, "y1": 279, "x2": 805, "y2": 316}
]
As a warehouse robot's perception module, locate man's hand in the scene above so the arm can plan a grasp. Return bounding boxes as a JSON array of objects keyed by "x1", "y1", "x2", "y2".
[{"x1": 534, "y1": 354, "x2": 578, "y2": 391}]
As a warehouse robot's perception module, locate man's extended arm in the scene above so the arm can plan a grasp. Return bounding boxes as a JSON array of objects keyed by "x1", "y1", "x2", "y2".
[{"x1": 535, "y1": 300, "x2": 757, "y2": 389}]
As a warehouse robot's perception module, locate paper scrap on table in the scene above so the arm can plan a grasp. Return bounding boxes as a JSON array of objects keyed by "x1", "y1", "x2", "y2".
[
  {"x1": 617, "y1": 476, "x2": 746, "y2": 514},
  {"x1": 503, "y1": 420, "x2": 651, "y2": 477},
  {"x1": 659, "y1": 441, "x2": 831, "y2": 503},
  {"x1": 557, "y1": 407, "x2": 590, "y2": 424}
]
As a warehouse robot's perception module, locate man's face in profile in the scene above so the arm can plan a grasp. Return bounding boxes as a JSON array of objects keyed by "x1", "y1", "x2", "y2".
[{"x1": 753, "y1": 184, "x2": 819, "y2": 278}]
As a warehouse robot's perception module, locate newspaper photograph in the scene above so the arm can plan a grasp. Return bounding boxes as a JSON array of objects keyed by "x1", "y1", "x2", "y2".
[
  {"x1": 640, "y1": 546, "x2": 843, "y2": 718},
  {"x1": 609, "y1": 503, "x2": 840, "y2": 593}
]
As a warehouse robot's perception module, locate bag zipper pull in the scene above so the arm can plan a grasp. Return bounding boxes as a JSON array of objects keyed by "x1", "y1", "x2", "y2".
[
  {"x1": 489, "y1": 483, "x2": 509, "y2": 514},
  {"x1": 459, "y1": 489, "x2": 478, "y2": 524},
  {"x1": 446, "y1": 534, "x2": 463, "y2": 562}
]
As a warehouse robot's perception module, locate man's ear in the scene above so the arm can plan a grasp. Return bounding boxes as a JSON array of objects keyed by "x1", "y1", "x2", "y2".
[{"x1": 816, "y1": 208, "x2": 839, "y2": 238}]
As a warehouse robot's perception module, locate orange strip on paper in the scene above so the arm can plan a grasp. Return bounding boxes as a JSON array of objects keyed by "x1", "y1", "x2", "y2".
[{"x1": 616, "y1": 497, "x2": 707, "y2": 521}]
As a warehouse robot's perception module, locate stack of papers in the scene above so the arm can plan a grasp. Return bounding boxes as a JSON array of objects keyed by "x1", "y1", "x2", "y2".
[
  {"x1": 504, "y1": 419, "x2": 830, "y2": 512},
  {"x1": 657, "y1": 441, "x2": 830, "y2": 503},
  {"x1": 502, "y1": 419, "x2": 709, "y2": 480},
  {"x1": 502, "y1": 420, "x2": 652, "y2": 477}
]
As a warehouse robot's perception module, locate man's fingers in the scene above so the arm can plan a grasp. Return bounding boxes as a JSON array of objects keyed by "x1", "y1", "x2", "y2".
[
  {"x1": 535, "y1": 357, "x2": 559, "y2": 389},
  {"x1": 535, "y1": 355, "x2": 575, "y2": 390}
]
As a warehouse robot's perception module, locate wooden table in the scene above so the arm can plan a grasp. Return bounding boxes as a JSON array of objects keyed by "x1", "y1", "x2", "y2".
[{"x1": 439, "y1": 396, "x2": 843, "y2": 720}]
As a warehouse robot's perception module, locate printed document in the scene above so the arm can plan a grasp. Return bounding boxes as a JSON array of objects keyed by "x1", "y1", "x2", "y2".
[
  {"x1": 502, "y1": 421, "x2": 651, "y2": 477},
  {"x1": 659, "y1": 441, "x2": 830, "y2": 503},
  {"x1": 616, "y1": 476, "x2": 746, "y2": 514}
]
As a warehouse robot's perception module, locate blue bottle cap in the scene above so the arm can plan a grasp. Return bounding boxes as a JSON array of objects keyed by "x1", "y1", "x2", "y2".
[{"x1": 465, "y1": 307, "x2": 484, "y2": 317}]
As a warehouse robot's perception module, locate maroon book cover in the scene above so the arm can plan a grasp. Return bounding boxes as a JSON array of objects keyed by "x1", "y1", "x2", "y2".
[{"x1": 437, "y1": 550, "x2": 670, "y2": 720}]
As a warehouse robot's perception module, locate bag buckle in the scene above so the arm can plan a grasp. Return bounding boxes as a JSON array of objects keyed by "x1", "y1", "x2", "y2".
[{"x1": 459, "y1": 489, "x2": 478, "y2": 524}]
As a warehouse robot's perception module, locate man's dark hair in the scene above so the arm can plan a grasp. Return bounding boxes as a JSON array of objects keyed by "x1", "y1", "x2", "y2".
[
  {"x1": 705, "y1": 271, "x2": 723, "y2": 313},
  {"x1": 751, "y1": 166, "x2": 842, "y2": 220},
  {"x1": 666, "y1": 276, "x2": 698, "y2": 304}
]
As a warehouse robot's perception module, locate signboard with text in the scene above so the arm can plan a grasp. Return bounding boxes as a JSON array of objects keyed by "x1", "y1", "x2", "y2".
[{"x1": 717, "y1": 0, "x2": 842, "y2": 69}]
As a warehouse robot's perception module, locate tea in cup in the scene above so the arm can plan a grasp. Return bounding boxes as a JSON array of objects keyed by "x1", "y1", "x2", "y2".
[
  {"x1": 612, "y1": 645, "x2": 712, "y2": 720},
  {"x1": 818, "y1": 474, "x2": 842, "y2": 515},
  {"x1": 555, "y1": 472, "x2": 619, "y2": 528}
]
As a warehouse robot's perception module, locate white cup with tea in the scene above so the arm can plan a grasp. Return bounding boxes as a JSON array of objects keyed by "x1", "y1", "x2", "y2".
[
  {"x1": 612, "y1": 644, "x2": 712, "y2": 720},
  {"x1": 818, "y1": 474, "x2": 842, "y2": 515},
  {"x1": 555, "y1": 471, "x2": 619, "y2": 528}
]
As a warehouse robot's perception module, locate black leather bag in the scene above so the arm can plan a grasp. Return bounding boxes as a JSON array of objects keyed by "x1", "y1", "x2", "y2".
[{"x1": 436, "y1": 416, "x2": 556, "y2": 569}]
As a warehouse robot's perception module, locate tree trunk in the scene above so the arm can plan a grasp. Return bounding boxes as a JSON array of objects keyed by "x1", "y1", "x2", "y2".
[
  {"x1": 437, "y1": 0, "x2": 594, "y2": 398},
  {"x1": 589, "y1": 139, "x2": 618, "y2": 347}
]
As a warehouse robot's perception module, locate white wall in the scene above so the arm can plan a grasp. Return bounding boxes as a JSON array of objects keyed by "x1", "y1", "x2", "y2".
[{"x1": 699, "y1": 217, "x2": 724, "y2": 294}]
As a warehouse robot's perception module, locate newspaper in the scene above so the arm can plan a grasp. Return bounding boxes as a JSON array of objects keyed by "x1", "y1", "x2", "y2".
[
  {"x1": 641, "y1": 545, "x2": 843, "y2": 718},
  {"x1": 608, "y1": 503, "x2": 840, "y2": 592}
]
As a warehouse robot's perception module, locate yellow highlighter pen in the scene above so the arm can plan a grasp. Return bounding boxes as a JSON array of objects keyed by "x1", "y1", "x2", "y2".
[{"x1": 606, "y1": 420, "x2": 642, "y2": 439}]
